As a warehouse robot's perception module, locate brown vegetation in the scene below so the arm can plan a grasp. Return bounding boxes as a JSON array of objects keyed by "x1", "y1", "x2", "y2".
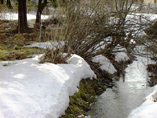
[
  {"x1": 145, "y1": 19, "x2": 157, "y2": 86},
  {"x1": 147, "y1": 63, "x2": 157, "y2": 86}
]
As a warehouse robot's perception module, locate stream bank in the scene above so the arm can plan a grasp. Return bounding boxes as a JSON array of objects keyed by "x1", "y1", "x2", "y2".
[
  {"x1": 60, "y1": 56, "x2": 133, "y2": 118},
  {"x1": 60, "y1": 62, "x2": 113, "y2": 118},
  {"x1": 88, "y1": 55, "x2": 155, "y2": 118}
]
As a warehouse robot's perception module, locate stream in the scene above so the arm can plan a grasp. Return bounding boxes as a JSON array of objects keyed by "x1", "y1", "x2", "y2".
[{"x1": 88, "y1": 55, "x2": 150, "y2": 118}]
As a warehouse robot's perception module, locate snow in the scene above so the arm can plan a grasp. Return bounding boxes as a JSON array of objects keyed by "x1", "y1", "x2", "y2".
[
  {"x1": 115, "y1": 52, "x2": 129, "y2": 62},
  {"x1": 0, "y1": 12, "x2": 51, "y2": 28},
  {"x1": 92, "y1": 55, "x2": 117, "y2": 74},
  {"x1": 112, "y1": 44, "x2": 127, "y2": 52},
  {"x1": 0, "y1": 9, "x2": 157, "y2": 118},
  {"x1": 145, "y1": 85, "x2": 157, "y2": 101},
  {"x1": 130, "y1": 39, "x2": 136, "y2": 44},
  {"x1": 0, "y1": 54, "x2": 96, "y2": 118},
  {"x1": 125, "y1": 13, "x2": 157, "y2": 37},
  {"x1": 128, "y1": 83, "x2": 157, "y2": 118},
  {"x1": 128, "y1": 100, "x2": 157, "y2": 118},
  {"x1": 0, "y1": 12, "x2": 50, "y2": 21},
  {"x1": 26, "y1": 41, "x2": 64, "y2": 50},
  {"x1": 112, "y1": 45, "x2": 129, "y2": 62}
]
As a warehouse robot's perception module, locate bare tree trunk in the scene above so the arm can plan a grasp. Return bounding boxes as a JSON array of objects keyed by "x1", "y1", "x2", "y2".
[
  {"x1": 36, "y1": 0, "x2": 48, "y2": 24},
  {"x1": 18, "y1": 0, "x2": 28, "y2": 33},
  {"x1": 7, "y1": 0, "x2": 12, "y2": 9},
  {"x1": 1, "y1": 0, "x2": 4, "y2": 4}
]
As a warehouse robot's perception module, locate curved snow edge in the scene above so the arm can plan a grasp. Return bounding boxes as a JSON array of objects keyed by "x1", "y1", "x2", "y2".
[
  {"x1": 128, "y1": 85, "x2": 157, "y2": 118},
  {"x1": 0, "y1": 54, "x2": 96, "y2": 118}
]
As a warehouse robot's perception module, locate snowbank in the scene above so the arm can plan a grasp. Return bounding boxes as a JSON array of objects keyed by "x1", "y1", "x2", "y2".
[
  {"x1": 128, "y1": 100, "x2": 157, "y2": 118},
  {"x1": 128, "y1": 85, "x2": 157, "y2": 118},
  {"x1": 0, "y1": 54, "x2": 95, "y2": 118},
  {"x1": 145, "y1": 85, "x2": 157, "y2": 101},
  {"x1": 115, "y1": 52, "x2": 129, "y2": 62},
  {"x1": 112, "y1": 45, "x2": 129, "y2": 62},
  {"x1": 92, "y1": 55, "x2": 117, "y2": 74}
]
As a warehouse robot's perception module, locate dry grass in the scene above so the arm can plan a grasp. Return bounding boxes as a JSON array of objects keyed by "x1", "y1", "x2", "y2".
[{"x1": 0, "y1": 0, "x2": 137, "y2": 63}]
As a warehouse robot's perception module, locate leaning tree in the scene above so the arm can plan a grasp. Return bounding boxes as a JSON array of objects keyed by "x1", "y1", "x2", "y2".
[
  {"x1": 36, "y1": 0, "x2": 48, "y2": 24},
  {"x1": 7, "y1": 0, "x2": 12, "y2": 9},
  {"x1": 36, "y1": 0, "x2": 58, "y2": 24},
  {"x1": 0, "y1": 0, "x2": 4, "y2": 4},
  {"x1": 0, "y1": 0, "x2": 12, "y2": 9}
]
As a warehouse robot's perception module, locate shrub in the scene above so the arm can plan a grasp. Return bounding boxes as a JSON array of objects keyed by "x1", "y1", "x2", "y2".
[{"x1": 42, "y1": 0, "x2": 136, "y2": 63}]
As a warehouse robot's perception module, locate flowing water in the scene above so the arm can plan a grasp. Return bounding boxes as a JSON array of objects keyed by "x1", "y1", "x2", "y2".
[{"x1": 88, "y1": 56, "x2": 150, "y2": 118}]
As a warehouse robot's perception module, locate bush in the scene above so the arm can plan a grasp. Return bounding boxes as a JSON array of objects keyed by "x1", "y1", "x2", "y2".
[{"x1": 41, "y1": 0, "x2": 136, "y2": 63}]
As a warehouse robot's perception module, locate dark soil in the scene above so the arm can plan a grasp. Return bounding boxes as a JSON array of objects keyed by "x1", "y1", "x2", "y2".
[{"x1": 147, "y1": 63, "x2": 157, "y2": 86}]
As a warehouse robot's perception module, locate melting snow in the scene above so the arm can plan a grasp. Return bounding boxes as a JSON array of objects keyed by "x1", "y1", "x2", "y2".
[
  {"x1": 0, "y1": 54, "x2": 95, "y2": 118},
  {"x1": 115, "y1": 52, "x2": 129, "y2": 62},
  {"x1": 92, "y1": 55, "x2": 117, "y2": 74},
  {"x1": 128, "y1": 85, "x2": 157, "y2": 118}
]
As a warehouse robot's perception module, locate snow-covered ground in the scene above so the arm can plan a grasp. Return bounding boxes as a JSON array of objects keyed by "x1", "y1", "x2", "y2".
[
  {"x1": 0, "y1": 41, "x2": 130, "y2": 118},
  {"x1": 0, "y1": 54, "x2": 96, "y2": 118},
  {"x1": 0, "y1": 12, "x2": 50, "y2": 21},
  {"x1": 0, "y1": 12, "x2": 51, "y2": 28},
  {"x1": 125, "y1": 13, "x2": 157, "y2": 37},
  {"x1": 0, "y1": 9, "x2": 157, "y2": 118},
  {"x1": 26, "y1": 41, "x2": 64, "y2": 50}
]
